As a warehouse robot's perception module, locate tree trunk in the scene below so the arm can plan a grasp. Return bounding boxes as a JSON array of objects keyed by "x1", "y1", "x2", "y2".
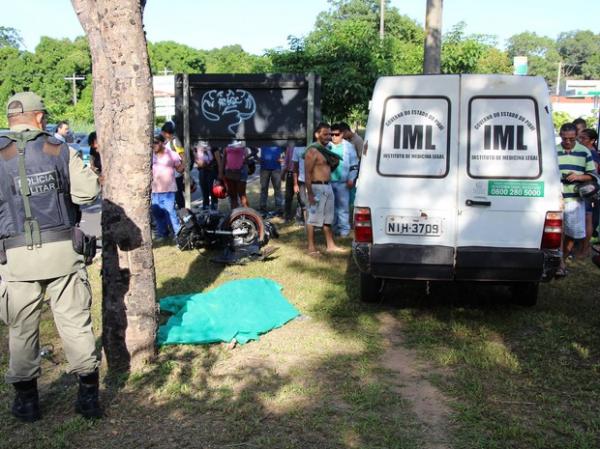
[
  {"x1": 423, "y1": 0, "x2": 443, "y2": 74},
  {"x1": 71, "y1": 0, "x2": 157, "y2": 372}
]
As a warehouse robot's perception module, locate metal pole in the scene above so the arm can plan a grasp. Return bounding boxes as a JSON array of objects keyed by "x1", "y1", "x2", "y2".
[
  {"x1": 596, "y1": 94, "x2": 600, "y2": 132},
  {"x1": 379, "y1": 0, "x2": 385, "y2": 40},
  {"x1": 556, "y1": 61, "x2": 562, "y2": 96},
  {"x1": 72, "y1": 74, "x2": 77, "y2": 105},
  {"x1": 183, "y1": 74, "x2": 192, "y2": 209},
  {"x1": 423, "y1": 0, "x2": 443, "y2": 74},
  {"x1": 306, "y1": 73, "x2": 315, "y2": 145}
]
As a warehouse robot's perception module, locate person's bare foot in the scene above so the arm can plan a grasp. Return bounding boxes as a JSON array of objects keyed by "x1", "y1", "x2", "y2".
[
  {"x1": 307, "y1": 250, "x2": 322, "y2": 258},
  {"x1": 326, "y1": 246, "x2": 347, "y2": 254}
]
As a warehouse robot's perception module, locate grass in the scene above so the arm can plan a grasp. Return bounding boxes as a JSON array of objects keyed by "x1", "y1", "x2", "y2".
[
  {"x1": 389, "y1": 262, "x2": 600, "y2": 449},
  {"x1": 0, "y1": 188, "x2": 424, "y2": 448},
  {"x1": 0, "y1": 184, "x2": 599, "y2": 448}
]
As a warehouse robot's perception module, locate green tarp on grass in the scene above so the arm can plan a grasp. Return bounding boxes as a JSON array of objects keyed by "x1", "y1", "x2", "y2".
[{"x1": 157, "y1": 278, "x2": 300, "y2": 345}]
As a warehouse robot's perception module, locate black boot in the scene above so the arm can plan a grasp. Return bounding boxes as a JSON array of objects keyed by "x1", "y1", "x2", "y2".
[
  {"x1": 75, "y1": 371, "x2": 102, "y2": 419},
  {"x1": 12, "y1": 379, "x2": 41, "y2": 423}
]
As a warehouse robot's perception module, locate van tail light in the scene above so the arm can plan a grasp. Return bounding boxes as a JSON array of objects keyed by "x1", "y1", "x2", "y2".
[
  {"x1": 354, "y1": 207, "x2": 373, "y2": 243},
  {"x1": 541, "y1": 211, "x2": 563, "y2": 249}
]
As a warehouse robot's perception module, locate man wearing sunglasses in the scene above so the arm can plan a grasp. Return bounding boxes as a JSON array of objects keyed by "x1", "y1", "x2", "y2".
[{"x1": 330, "y1": 123, "x2": 359, "y2": 237}]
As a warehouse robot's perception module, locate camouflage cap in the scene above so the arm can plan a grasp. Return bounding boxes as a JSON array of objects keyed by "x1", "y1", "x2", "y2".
[{"x1": 6, "y1": 92, "x2": 46, "y2": 115}]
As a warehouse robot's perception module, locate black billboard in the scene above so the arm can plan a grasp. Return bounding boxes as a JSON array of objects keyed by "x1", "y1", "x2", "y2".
[{"x1": 175, "y1": 73, "x2": 321, "y2": 147}]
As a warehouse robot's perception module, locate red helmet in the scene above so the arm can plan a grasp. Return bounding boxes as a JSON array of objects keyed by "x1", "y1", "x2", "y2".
[{"x1": 212, "y1": 181, "x2": 228, "y2": 199}]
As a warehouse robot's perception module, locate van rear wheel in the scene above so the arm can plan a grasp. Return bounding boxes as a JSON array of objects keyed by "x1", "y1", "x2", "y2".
[
  {"x1": 360, "y1": 273, "x2": 383, "y2": 303},
  {"x1": 510, "y1": 282, "x2": 539, "y2": 307}
]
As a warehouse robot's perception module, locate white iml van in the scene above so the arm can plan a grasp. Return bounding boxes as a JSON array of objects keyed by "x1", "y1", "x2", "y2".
[{"x1": 352, "y1": 75, "x2": 563, "y2": 306}]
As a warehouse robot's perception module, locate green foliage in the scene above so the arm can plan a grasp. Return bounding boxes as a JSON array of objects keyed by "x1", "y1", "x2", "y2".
[
  {"x1": 0, "y1": 34, "x2": 93, "y2": 128},
  {"x1": 507, "y1": 30, "x2": 600, "y2": 89},
  {"x1": 557, "y1": 30, "x2": 600, "y2": 79},
  {"x1": 381, "y1": 39, "x2": 423, "y2": 75},
  {"x1": 148, "y1": 41, "x2": 206, "y2": 74},
  {"x1": 552, "y1": 110, "x2": 573, "y2": 131},
  {"x1": 552, "y1": 112, "x2": 597, "y2": 133},
  {"x1": 0, "y1": 26, "x2": 23, "y2": 48},
  {"x1": 269, "y1": 0, "x2": 426, "y2": 121},
  {"x1": 585, "y1": 116, "x2": 598, "y2": 129},
  {"x1": 441, "y1": 23, "x2": 500, "y2": 74},
  {"x1": 507, "y1": 32, "x2": 562, "y2": 90},
  {"x1": 270, "y1": 3, "x2": 516, "y2": 121},
  {"x1": 442, "y1": 38, "x2": 485, "y2": 74},
  {"x1": 200, "y1": 45, "x2": 272, "y2": 73},
  {"x1": 0, "y1": 29, "x2": 270, "y2": 129},
  {"x1": 475, "y1": 47, "x2": 512, "y2": 74}
]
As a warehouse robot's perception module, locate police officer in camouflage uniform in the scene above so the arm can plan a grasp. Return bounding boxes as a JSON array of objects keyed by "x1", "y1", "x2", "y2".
[{"x1": 0, "y1": 92, "x2": 102, "y2": 422}]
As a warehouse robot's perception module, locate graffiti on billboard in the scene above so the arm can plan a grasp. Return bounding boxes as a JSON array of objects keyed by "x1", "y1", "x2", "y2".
[{"x1": 201, "y1": 89, "x2": 257, "y2": 134}]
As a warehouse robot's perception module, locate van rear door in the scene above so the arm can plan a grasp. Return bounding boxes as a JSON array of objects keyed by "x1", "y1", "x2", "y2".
[
  {"x1": 364, "y1": 75, "x2": 460, "y2": 280},
  {"x1": 455, "y1": 75, "x2": 554, "y2": 281}
]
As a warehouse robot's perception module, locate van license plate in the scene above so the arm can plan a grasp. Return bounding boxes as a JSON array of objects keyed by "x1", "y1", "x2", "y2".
[{"x1": 385, "y1": 216, "x2": 442, "y2": 236}]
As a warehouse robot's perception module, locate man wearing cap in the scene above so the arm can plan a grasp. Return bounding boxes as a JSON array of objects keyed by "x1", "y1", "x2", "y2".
[{"x1": 0, "y1": 92, "x2": 102, "y2": 422}]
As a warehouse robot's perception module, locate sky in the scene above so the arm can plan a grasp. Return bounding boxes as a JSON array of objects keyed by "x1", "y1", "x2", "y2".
[{"x1": 4, "y1": 0, "x2": 600, "y2": 55}]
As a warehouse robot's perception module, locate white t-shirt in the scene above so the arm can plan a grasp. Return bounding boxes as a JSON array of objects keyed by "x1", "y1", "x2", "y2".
[{"x1": 291, "y1": 146, "x2": 306, "y2": 183}]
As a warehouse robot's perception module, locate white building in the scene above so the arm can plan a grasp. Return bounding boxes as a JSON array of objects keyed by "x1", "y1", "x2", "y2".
[
  {"x1": 153, "y1": 75, "x2": 175, "y2": 120},
  {"x1": 552, "y1": 79, "x2": 600, "y2": 124}
]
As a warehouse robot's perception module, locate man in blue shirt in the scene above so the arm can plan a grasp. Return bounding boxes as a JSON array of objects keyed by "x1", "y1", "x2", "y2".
[{"x1": 259, "y1": 146, "x2": 284, "y2": 215}]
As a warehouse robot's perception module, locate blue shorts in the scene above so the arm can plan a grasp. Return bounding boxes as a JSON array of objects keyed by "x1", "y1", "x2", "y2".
[{"x1": 585, "y1": 200, "x2": 593, "y2": 213}]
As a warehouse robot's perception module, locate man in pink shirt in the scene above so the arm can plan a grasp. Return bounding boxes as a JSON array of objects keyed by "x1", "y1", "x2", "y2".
[{"x1": 152, "y1": 134, "x2": 184, "y2": 241}]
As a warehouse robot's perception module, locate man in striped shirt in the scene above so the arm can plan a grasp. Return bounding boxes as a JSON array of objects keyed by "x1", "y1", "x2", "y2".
[{"x1": 557, "y1": 123, "x2": 596, "y2": 274}]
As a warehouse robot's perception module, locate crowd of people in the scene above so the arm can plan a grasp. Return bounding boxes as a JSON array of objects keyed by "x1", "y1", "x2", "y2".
[
  {"x1": 65, "y1": 115, "x2": 600, "y2": 268},
  {"x1": 63, "y1": 115, "x2": 600, "y2": 270},
  {"x1": 556, "y1": 118, "x2": 600, "y2": 275},
  {"x1": 142, "y1": 121, "x2": 364, "y2": 253}
]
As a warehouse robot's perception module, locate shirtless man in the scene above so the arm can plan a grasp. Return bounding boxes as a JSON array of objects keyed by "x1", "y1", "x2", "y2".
[{"x1": 305, "y1": 122, "x2": 341, "y2": 255}]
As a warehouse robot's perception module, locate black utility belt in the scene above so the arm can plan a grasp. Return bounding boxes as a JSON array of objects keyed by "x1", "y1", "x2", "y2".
[
  {"x1": 1, "y1": 228, "x2": 96, "y2": 265},
  {"x1": 2, "y1": 228, "x2": 73, "y2": 250},
  {"x1": 311, "y1": 181, "x2": 329, "y2": 185}
]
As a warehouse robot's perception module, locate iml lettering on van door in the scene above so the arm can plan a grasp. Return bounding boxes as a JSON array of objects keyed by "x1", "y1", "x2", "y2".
[
  {"x1": 379, "y1": 99, "x2": 450, "y2": 177},
  {"x1": 482, "y1": 125, "x2": 527, "y2": 150},
  {"x1": 393, "y1": 125, "x2": 437, "y2": 150},
  {"x1": 469, "y1": 99, "x2": 541, "y2": 179}
]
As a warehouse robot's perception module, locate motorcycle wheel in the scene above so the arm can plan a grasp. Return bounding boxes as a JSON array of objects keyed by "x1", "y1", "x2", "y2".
[{"x1": 227, "y1": 207, "x2": 265, "y2": 246}]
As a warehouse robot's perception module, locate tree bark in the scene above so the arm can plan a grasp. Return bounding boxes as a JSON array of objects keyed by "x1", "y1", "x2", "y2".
[
  {"x1": 423, "y1": 0, "x2": 443, "y2": 74},
  {"x1": 71, "y1": 0, "x2": 157, "y2": 372}
]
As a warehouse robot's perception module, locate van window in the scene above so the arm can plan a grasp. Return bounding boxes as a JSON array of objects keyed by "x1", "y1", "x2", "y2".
[
  {"x1": 377, "y1": 96, "x2": 451, "y2": 178},
  {"x1": 467, "y1": 97, "x2": 542, "y2": 179}
]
